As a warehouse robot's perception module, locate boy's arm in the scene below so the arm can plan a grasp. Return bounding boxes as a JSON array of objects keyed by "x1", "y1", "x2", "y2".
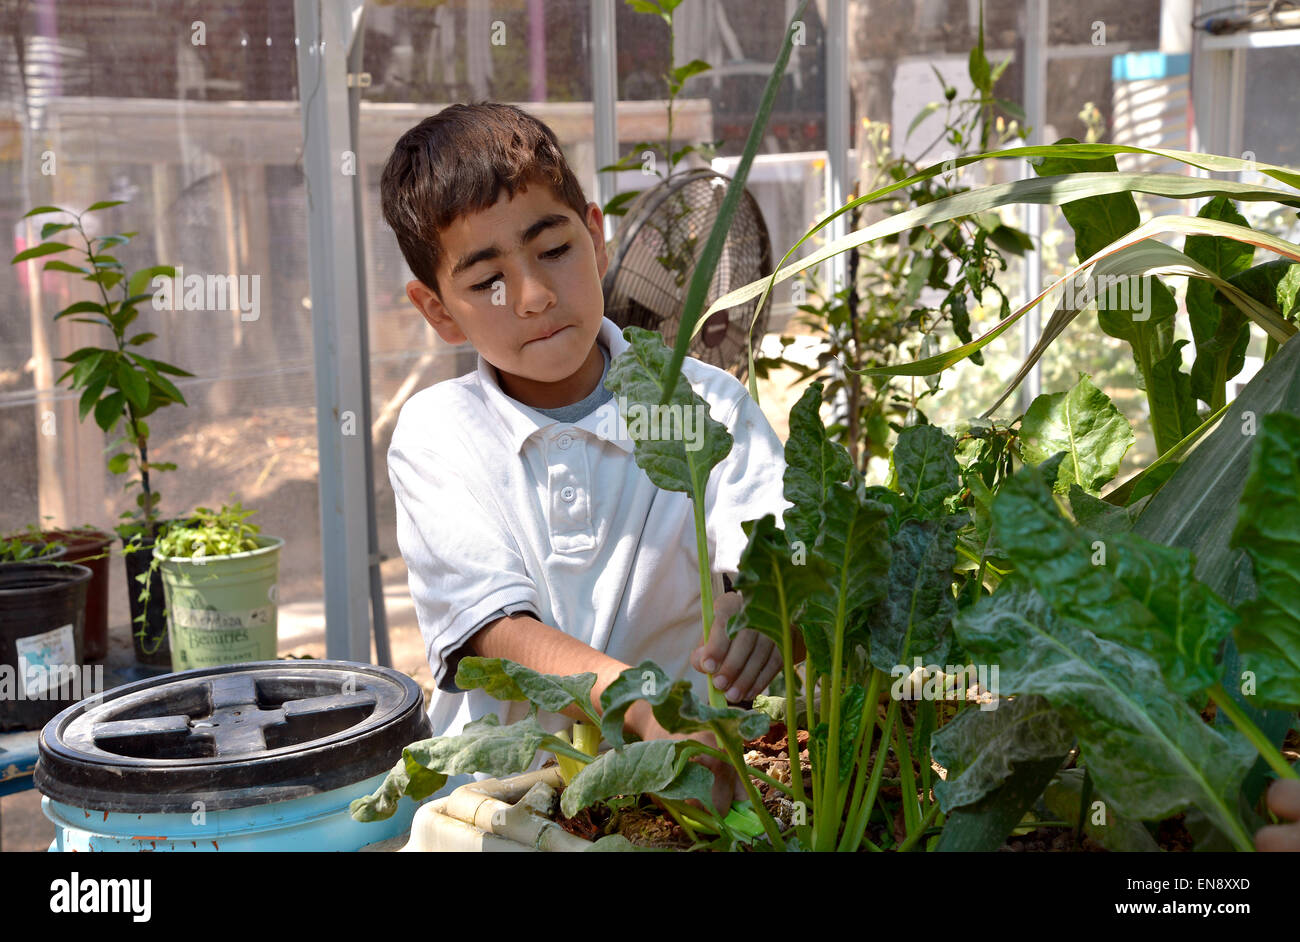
[{"x1": 467, "y1": 612, "x2": 660, "y2": 740}]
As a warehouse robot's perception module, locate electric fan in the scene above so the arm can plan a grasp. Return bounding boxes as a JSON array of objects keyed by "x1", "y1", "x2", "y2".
[{"x1": 602, "y1": 167, "x2": 773, "y2": 381}]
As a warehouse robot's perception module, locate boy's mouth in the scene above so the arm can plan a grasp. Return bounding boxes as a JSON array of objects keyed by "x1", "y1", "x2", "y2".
[{"x1": 526, "y1": 325, "x2": 569, "y2": 344}]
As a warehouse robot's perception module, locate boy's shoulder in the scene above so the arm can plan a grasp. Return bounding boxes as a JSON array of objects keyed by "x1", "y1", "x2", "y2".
[{"x1": 389, "y1": 371, "x2": 485, "y2": 455}]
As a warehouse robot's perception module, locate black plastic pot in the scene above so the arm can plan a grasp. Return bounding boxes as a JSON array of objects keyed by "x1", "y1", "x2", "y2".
[
  {"x1": 121, "y1": 528, "x2": 171, "y2": 666},
  {"x1": 0, "y1": 562, "x2": 93, "y2": 731}
]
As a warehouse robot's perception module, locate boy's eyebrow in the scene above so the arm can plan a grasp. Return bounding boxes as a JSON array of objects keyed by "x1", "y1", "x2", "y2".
[{"x1": 450, "y1": 213, "x2": 572, "y2": 278}]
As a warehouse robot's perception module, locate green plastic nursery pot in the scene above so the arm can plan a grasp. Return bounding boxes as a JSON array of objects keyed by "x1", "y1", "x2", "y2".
[
  {"x1": 155, "y1": 535, "x2": 284, "y2": 672},
  {"x1": 0, "y1": 562, "x2": 93, "y2": 731}
]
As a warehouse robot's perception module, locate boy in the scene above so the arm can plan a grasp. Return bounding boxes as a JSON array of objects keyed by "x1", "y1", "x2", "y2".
[{"x1": 381, "y1": 102, "x2": 792, "y2": 807}]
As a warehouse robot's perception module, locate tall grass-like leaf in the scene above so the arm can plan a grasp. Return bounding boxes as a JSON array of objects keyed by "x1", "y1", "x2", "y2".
[
  {"x1": 1019, "y1": 374, "x2": 1135, "y2": 495},
  {"x1": 661, "y1": 0, "x2": 809, "y2": 399},
  {"x1": 1229, "y1": 412, "x2": 1300, "y2": 709},
  {"x1": 955, "y1": 580, "x2": 1256, "y2": 849}
]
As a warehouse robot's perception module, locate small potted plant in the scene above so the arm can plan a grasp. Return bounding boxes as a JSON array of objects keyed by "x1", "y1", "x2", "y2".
[
  {"x1": 136, "y1": 499, "x2": 285, "y2": 673},
  {"x1": 0, "y1": 527, "x2": 94, "y2": 731},
  {"x1": 33, "y1": 523, "x2": 115, "y2": 661},
  {"x1": 11, "y1": 199, "x2": 193, "y2": 665}
]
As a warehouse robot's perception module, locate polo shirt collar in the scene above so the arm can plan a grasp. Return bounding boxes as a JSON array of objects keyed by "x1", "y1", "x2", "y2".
[{"x1": 476, "y1": 316, "x2": 635, "y2": 456}]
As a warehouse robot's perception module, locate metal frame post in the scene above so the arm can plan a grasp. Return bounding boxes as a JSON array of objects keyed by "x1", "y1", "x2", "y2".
[
  {"x1": 591, "y1": 0, "x2": 619, "y2": 240},
  {"x1": 294, "y1": 0, "x2": 378, "y2": 662}
]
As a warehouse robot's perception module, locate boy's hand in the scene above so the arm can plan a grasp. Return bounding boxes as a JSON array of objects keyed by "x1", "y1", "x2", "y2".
[
  {"x1": 691, "y1": 590, "x2": 782, "y2": 703},
  {"x1": 1255, "y1": 779, "x2": 1300, "y2": 852},
  {"x1": 628, "y1": 702, "x2": 746, "y2": 815}
]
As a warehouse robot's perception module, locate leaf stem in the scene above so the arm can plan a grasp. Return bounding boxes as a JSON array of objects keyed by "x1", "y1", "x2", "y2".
[{"x1": 1210, "y1": 683, "x2": 1299, "y2": 781}]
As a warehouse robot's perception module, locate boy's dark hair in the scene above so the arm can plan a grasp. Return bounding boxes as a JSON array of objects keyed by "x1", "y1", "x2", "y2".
[{"x1": 380, "y1": 101, "x2": 590, "y2": 298}]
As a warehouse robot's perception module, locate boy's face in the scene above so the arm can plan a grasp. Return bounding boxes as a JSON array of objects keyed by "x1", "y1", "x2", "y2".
[{"x1": 406, "y1": 184, "x2": 610, "y2": 410}]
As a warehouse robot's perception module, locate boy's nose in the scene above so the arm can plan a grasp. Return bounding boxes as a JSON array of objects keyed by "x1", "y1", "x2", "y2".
[{"x1": 515, "y1": 269, "x2": 557, "y2": 316}]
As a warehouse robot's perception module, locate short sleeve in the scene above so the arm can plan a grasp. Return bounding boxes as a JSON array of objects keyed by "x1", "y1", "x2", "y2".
[
  {"x1": 703, "y1": 386, "x2": 793, "y2": 583},
  {"x1": 388, "y1": 441, "x2": 541, "y2": 691}
]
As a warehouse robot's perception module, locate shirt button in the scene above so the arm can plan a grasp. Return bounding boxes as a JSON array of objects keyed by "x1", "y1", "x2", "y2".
[
  {"x1": 560, "y1": 486, "x2": 576, "y2": 502},
  {"x1": 557, "y1": 433, "x2": 572, "y2": 450}
]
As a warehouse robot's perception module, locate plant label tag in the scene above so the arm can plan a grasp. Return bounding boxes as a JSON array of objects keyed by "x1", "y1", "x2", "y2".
[{"x1": 16, "y1": 623, "x2": 76, "y2": 698}]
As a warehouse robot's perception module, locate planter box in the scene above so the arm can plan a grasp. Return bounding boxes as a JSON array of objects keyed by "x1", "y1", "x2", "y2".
[{"x1": 403, "y1": 767, "x2": 596, "y2": 852}]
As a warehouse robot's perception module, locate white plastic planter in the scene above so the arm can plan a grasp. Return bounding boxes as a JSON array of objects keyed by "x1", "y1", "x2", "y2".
[{"x1": 402, "y1": 767, "x2": 596, "y2": 852}]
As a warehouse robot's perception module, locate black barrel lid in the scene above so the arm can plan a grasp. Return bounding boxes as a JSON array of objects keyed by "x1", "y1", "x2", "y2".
[{"x1": 35, "y1": 660, "x2": 431, "y2": 812}]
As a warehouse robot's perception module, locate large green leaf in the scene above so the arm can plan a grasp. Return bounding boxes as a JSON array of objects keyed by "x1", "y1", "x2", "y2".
[
  {"x1": 1019, "y1": 374, "x2": 1135, "y2": 494},
  {"x1": 782, "y1": 382, "x2": 855, "y2": 550},
  {"x1": 455, "y1": 657, "x2": 599, "y2": 722},
  {"x1": 730, "y1": 513, "x2": 834, "y2": 653},
  {"x1": 348, "y1": 714, "x2": 561, "y2": 823},
  {"x1": 604, "y1": 326, "x2": 732, "y2": 493},
  {"x1": 598, "y1": 661, "x2": 769, "y2": 748},
  {"x1": 933, "y1": 755, "x2": 1066, "y2": 852},
  {"x1": 801, "y1": 480, "x2": 892, "y2": 677},
  {"x1": 955, "y1": 580, "x2": 1256, "y2": 848},
  {"x1": 1228, "y1": 412, "x2": 1300, "y2": 709},
  {"x1": 889, "y1": 424, "x2": 961, "y2": 519},
  {"x1": 560, "y1": 739, "x2": 712, "y2": 817},
  {"x1": 931, "y1": 694, "x2": 1074, "y2": 812},
  {"x1": 349, "y1": 754, "x2": 447, "y2": 823},
  {"x1": 402, "y1": 714, "x2": 552, "y2": 780},
  {"x1": 1042, "y1": 769, "x2": 1161, "y2": 851},
  {"x1": 1186, "y1": 197, "x2": 1256, "y2": 407},
  {"x1": 868, "y1": 515, "x2": 964, "y2": 672},
  {"x1": 993, "y1": 465, "x2": 1237, "y2": 696}
]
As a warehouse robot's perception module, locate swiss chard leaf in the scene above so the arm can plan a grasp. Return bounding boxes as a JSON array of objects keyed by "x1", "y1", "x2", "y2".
[
  {"x1": 604, "y1": 326, "x2": 732, "y2": 493},
  {"x1": 455, "y1": 657, "x2": 599, "y2": 722},
  {"x1": 931, "y1": 693, "x2": 1074, "y2": 812},
  {"x1": 729, "y1": 513, "x2": 833, "y2": 653},
  {"x1": 1185, "y1": 196, "x2": 1255, "y2": 406},
  {"x1": 1228, "y1": 412, "x2": 1300, "y2": 709},
  {"x1": 599, "y1": 662, "x2": 769, "y2": 748},
  {"x1": 560, "y1": 739, "x2": 714, "y2": 817},
  {"x1": 992, "y1": 465, "x2": 1237, "y2": 696},
  {"x1": 890, "y1": 424, "x2": 962, "y2": 520},
  {"x1": 868, "y1": 515, "x2": 965, "y2": 672},
  {"x1": 955, "y1": 579, "x2": 1256, "y2": 844},
  {"x1": 782, "y1": 381, "x2": 856, "y2": 549},
  {"x1": 1042, "y1": 768, "x2": 1161, "y2": 851},
  {"x1": 801, "y1": 481, "x2": 892, "y2": 677},
  {"x1": 1018, "y1": 374, "x2": 1135, "y2": 494}
]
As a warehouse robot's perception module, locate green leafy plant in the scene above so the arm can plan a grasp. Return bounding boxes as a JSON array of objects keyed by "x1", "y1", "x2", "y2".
[
  {"x1": 9, "y1": 200, "x2": 192, "y2": 545},
  {"x1": 0, "y1": 524, "x2": 65, "y2": 564},
  {"x1": 132, "y1": 499, "x2": 262, "y2": 632},
  {"x1": 762, "y1": 12, "x2": 1030, "y2": 473},
  {"x1": 598, "y1": 0, "x2": 720, "y2": 218}
]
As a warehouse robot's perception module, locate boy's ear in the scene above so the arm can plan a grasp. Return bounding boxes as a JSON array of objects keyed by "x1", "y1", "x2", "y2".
[
  {"x1": 406, "y1": 279, "x2": 467, "y2": 344},
  {"x1": 584, "y1": 201, "x2": 609, "y2": 279}
]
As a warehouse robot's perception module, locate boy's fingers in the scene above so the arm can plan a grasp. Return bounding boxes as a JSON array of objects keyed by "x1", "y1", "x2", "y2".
[
  {"x1": 727, "y1": 635, "x2": 779, "y2": 703},
  {"x1": 692, "y1": 631, "x2": 730, "y2": 674},
  {"x1": 1267, "y1": 779, "x2": 1300, "y2": 820},
  {"x1": 744, "y1": 644, "x2": 784, "y2": 700},
  {"x1": 1255, "y1": 822, "x2": 1300, "y2": 852},
  {"x1": 715, "y1": 630, "x2": 759, "y2": 697}
]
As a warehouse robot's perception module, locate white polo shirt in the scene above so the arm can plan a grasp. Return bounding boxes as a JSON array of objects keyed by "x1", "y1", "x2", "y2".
[{"x1": 387, "y1": 316, "x2": 792, "y2": 764}]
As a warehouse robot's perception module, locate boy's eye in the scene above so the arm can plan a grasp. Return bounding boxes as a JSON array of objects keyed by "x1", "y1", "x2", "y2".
[
  {"x1": 471, "y1": 276, "x2": 499, "y2": 292},
  {"x1": 470, "y1": 245, "x2": 569, "y2": 292},
  {"x1": 541, "y1": 243, "x2": 571, "y2": 259}
]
